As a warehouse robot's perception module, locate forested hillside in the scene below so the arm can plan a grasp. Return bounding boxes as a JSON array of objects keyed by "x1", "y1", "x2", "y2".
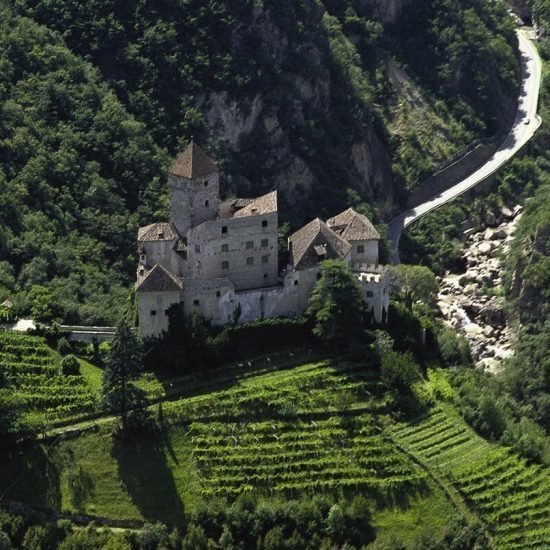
[{"x1": 0, "y1": 0, "x2": 519, "y2": 323}]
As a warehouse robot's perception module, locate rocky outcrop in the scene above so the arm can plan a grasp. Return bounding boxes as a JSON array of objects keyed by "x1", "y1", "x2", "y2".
[
  {"x1": 202, "y1": 2, "x2": 394, "y2": 218},
  {"x1": 437, "y1": 206, "x2": 523, "y2": 372}
]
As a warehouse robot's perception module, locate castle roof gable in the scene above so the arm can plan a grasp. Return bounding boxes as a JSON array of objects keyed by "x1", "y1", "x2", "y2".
[
  {"x1": 168, "y1": 141, "x2": 217, "y2": 179},
  {"x1": 138, "y1": 222, "x2": 179, "y2": 242},
  {"x1": 135, "y1": 263, "x2": 182, "y2": 292},
  {"x1": 326, "y1": 208, "x2": 380, "y2": 241},
  {"x1": 289, "y1": 218, "x2": 351, "y2": 270},
  {"x1": 233, "y1": 190, "x2": 277, "y2": 218}
]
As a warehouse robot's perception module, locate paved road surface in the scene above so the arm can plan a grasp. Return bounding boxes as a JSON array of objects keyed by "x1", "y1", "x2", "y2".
[{"x1": 388, "y1": 30, "x2": 542, "y2": 263}]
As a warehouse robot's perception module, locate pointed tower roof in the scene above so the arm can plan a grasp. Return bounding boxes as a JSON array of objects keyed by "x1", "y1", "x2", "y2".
[{"x1": 168, "y1": 141, "x2": 217, "y2": 179}]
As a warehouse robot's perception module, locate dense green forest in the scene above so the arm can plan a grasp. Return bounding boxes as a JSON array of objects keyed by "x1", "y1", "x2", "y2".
[{"x1": 0, "y1": 0, "x2": 520, "y2": 322}]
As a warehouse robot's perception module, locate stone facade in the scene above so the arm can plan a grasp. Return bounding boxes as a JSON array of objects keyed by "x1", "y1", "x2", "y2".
[{"x1": 136, "y1": 143, "x2": 390, "y2": 338}]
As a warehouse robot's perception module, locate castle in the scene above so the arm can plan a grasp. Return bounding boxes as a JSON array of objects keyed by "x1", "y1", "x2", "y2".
[{"x1": 136, "y1": 143, "x2": 390, "y2": 337}]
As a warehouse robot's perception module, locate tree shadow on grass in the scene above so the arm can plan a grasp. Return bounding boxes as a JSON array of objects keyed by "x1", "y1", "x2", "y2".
[
  {"x1": 0, "y1": 440, "x2": 61, "y2": 510},
  {"x1": 112, "y1": 432, "x2": 186, "y2": 527}
]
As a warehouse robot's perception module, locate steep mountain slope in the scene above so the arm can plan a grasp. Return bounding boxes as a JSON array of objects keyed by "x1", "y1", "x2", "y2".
[{"x1": 0, "y1": 0, "x2": 519, "y2": 322}]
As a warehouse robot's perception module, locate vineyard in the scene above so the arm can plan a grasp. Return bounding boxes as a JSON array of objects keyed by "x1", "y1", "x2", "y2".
[
  {"x1": 0, "y1": 331, "x2": 96, "y2": 422},
  {"x1": 391, "y1": 407, "x2": 550, "y2": 548},
  {"x1": 191, "y1": 415, "x2": 426, "y2": 496},
  {"x1": 161, "y1": 359, "x2": 389, "y2": 423}
]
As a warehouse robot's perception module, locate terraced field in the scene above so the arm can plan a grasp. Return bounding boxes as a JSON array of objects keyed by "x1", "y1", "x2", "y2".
[
  {"x1": 191, "y1": 415, "x2": 425, "y2": 496},
  {"x1": 163, "y1": 359, "x2": 388, "y2": 423},
  {"x1": 0, "y1": 331, "x2": 95, "y2": 421},
  {"x1": 391, "y1": 408, "x2": 550, "y2": 548}
]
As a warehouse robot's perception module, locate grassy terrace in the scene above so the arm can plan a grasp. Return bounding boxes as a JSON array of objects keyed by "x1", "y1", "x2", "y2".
[
  {"x1": 0, "y1": 331, "x2": 95, "y2": 424},
  {"x1": 0, "y1": 356, "x2": 456, "y2": 543},
  {"x1": 1, "y1": 334, "x2": 548, "y2": 547},
  {"x1": 390, "y1": 372, "x2": 550, "y2": 549}
]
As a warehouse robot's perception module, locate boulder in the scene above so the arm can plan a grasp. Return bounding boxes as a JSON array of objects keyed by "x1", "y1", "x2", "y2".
[
  {"x1": 500, "y1": 206, "x2": 514, "y2": 219},
  {"x1": 478, "y1": 242, "x2": 493, "y2": 255},
  {"x1": 483, "y1": 325, "x2": 495, "y2": 338},
  {"x1": 464, "y1": 283, "x2": 478, "y2": 295},
  {"x1": 512, "y1": 205, "x2": 523, "y2": 218},
  {"x1": 479, "y1": 302, "x2": 506, "y2": 327}
]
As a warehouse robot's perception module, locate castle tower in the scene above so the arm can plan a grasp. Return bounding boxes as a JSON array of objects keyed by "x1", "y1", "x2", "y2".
[{"x1": 168, "y1": 142, "x2": 220, "y2": 236}]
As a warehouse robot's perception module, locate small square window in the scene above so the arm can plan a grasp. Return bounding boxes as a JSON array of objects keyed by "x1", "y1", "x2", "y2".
[
  {"x1": 357, "y1": 245, "x2": 365, "y2": 254},
  {"x1": 261, "y1": 239, "x2": 268, "y2": 247},
  {"x1": 193, "y1": 299, "x2": 200, "y2": 306},
  {"x1": 263, "y1": 273, "x2": 268, "y2": 278},
  {"x1": 366, "y1": 290, "x2": 374, "y2": 298},
  {"x1": 221, "y1": 226, "x2": 228, "y2": 234},
  {"x1": 150, "y1": 310, "x2": 156, "y2": 316},
  {"x1": 261, "y1": 255, "x2": 269, "y2": 264},
  {"x1": 246, "y1": 257, "x2": 254, "y2": 265},
  {"x1": 195, "y1": 244, "x2": 200, "y2": 253},
  {"x1": 204, "y1": 180, "x2": 208, "y2": 187},
  {"x1": 261, "y1": 220, "x2": 268, "y2": 228},
  {"x1": 205, "y1": 199, "x2": 209, "y2": 207},
  {"x1": 164, "y1": 309, "x2": 170, "y2": 315},
  {"x1": 222, "y1": 243, "x2": 229, "y2": 252},
  {"x1": 293, "y1": 280, "x2": 299, "y2": 286},
  {"x1": 216, "y1": 291, "x2": 221, "y2": 298},
  {"x1": 222, "y1": 261, "x2": 229, "y2": 270},
  {"x1": 246, "y1": 240, "x2": 254, "y2": 249}
]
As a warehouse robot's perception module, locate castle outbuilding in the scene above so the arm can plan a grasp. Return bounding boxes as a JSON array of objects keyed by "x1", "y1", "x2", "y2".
[{"x1": 136, "y1": 143, "x2": 390, "y2": 337}]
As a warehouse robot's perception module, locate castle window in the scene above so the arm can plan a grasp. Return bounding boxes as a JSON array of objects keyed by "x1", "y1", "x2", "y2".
[
  {"x1": 216, "y1": 291, "x2": 221, "y2": 298},
  {"x1": 205, "y1": 199, "x2": 209, "y2": 207},
  {"x1": 263, "y1": 273, "x2": 268, "y2": 278},
  {"x1": 262, "y1": 220, "x2": 268, "y2": 228},
  {"x1": 221, "y1": 243, "x2": 229, "y2": 253},
  {"x1": 204, "y1": 180, "x2": 208, "y2": 187},
  {"x1": 140, "y1": 254, "x2": 146, "y2": 261},
  {"x1": 193, "y1": 299, "x2": 200, "y2": 306},
  {"x1": 150, "y1": 310, "x2": 156, "y2": 316},
  {"x1": 294, "y1": 280, "x2": 299, "y2": 286},
  {"x1": 221, "y1": 226, "x2": 228, "y2": 234},
  {"x1": 246, "y1": 257, "x2": 254, "y2": 265},
  {"x1": 246, "y1": 240, "x2": 254, "y2": 249},
  {"x1": 261, "y1": 255, "x2": 269, "y2": 264},
  {"x1": 357, "y1": 245, "x2": 365, "y2": 254},
  {"x1": 139, "y1": 267, "x2": 144, "y2": 276},
  {"x1": 222, "y1": 260, "x2": 229, "y2": 270},
  {"x1": 164, "y1": 309, "x2": 170, "y2": 316},
  {"x1": 195, "y1": 244, "x2": 200, "y2": 253},
  {"x1": 158, "y1": 232, "x2": 164, "y2": 239},
  {"x1": 261, "y1": 239, "x2": 268, "y2": 248},
  {"x1": 366, "y1": 290, "x2": 374, "y2": 298}
]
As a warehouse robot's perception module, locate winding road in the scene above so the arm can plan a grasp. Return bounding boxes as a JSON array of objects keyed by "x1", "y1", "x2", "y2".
[{"x1": 388, "y1": 30, "x2": 542, "y2": 263}]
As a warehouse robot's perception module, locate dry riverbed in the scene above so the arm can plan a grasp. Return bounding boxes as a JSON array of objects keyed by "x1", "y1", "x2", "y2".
[{"x1": 437, "y1": 206, "x2": 523, "y2": 372}]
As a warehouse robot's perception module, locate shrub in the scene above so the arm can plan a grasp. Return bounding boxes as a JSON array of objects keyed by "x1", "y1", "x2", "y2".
[
  {"x1": 57, "y1": 337, "x2": 72, "y2": 356},
  {"x1": 437, "y1": 328, "x2": 472, "y2": 366},
  {"x1": 60, "y1": 355, "x2": 80, "y2": 376}
]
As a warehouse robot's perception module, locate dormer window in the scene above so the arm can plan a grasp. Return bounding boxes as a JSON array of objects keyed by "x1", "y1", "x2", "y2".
[{"x1": 158, "y1": 232, "x2": 164, "y2": 239}]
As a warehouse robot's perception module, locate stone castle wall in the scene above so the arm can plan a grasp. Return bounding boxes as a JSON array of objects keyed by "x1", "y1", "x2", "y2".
[
  {"x1": 187, "y1": 211, "x2": 279, "y2": 290},
  {"x1": 169, "y1": 171, "x2": 220, "y2": 236}
]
